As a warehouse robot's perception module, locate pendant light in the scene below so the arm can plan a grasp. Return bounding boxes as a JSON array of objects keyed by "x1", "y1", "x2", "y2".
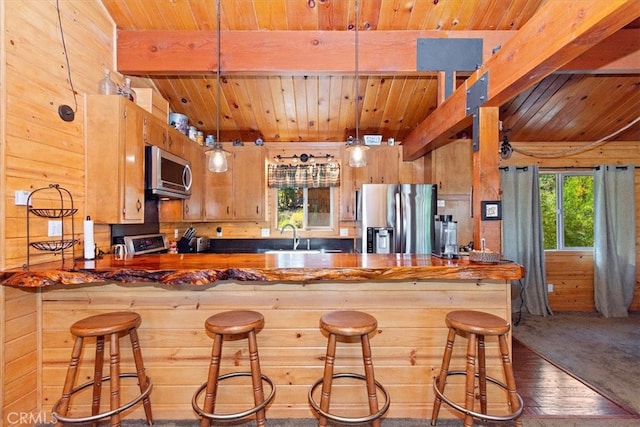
[
  {"x1": 206, "y1": 0, "x2": 229, "y2": 173},
  {"x1": 345, "y1": 0, "x2": 368, "y2": 168}
]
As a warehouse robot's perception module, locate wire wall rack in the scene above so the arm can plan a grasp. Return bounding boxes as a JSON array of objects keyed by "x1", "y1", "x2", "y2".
[{"x1": 26, "y1": 184, "x2": 77, "y2": 268}]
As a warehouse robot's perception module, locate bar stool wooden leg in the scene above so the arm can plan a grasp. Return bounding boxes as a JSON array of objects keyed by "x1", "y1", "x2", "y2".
[
  {"x1": 361, "y1": 333, "x2": 381, "y2": 427},
  {"x1": 201, "y1": 334, "x2": 223, "y2": 427},
  {"x1": 129, "y1": 327, "x2": 153, "y2": 424},
  {"x1": 56, "y1": 337, "x2": 84, "y2": 426},
  {"x1": 478, "y1": 335, "x2": 488, "y2": 415},
  {"x1": 431, "y1": 327, "x2": 456, "y2": 425},
  {"x1": 92, "y1": 336, "x2": 105, "y2": 420},
  {"x1": 318, "y1": 333, "x2": 337, "y2": 427},
  {"x1": 248, "y1": 329, "x2": 267, "y2": 427},
  {"x1": 463, "y1": 333, "x2": 477, "y2": 427},
  {"x1": 499, "y1": 335, "x2": 523, "y2": 427},
  {"x1": 109, "y1": 333, "x2": 121, "y2": 427}
]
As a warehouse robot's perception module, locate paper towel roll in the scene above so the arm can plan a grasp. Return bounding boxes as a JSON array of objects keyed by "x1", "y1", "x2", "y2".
[{"x1": 84, "y1": 216, "x2": 95, "y2": 260}]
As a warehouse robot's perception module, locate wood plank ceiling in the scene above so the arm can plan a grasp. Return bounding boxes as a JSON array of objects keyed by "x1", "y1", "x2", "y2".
[{"x1": 101, "y1": 0, "x2": 640, "y2": 149}]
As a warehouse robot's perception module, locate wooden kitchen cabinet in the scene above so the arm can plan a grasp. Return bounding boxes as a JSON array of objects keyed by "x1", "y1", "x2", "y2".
[
  {"x1": 86, "y1": 95, "x2": 145, "y2": 224},
  {"x1": 204, "y1": 144, "x2": 266, "y2": 221},
  {"x1": 142, "y1": 110, "x2": 185, "y2": 157},
  {"x1": 362, "y1": 145, "x2": 401, "y2": 184},
  {"x1": 339, "y1": 145, "x2": 402, "y2": 221},
  {"x1": 432, "y1": 139, "x2": 474, "y2": 245}
]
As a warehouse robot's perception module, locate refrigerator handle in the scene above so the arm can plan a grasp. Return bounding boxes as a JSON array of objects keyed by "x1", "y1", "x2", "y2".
[{"x1": 395, "y1": 191, "x2": 402, "y2": 252}]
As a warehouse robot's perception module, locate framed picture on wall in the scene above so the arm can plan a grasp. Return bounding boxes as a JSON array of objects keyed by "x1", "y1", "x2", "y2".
[{"x1": 481, "y1": 201, "x2": 502, "y2": 220}]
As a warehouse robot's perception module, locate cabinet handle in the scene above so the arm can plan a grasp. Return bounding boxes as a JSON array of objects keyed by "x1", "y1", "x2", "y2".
[
  {"x1": 227, "y1": 206, "x2": 230, "y2": 215},
  {"x1": 136, "y1": 199, "x2": 142, "y2": 212},
  {"x1": 256, "y1": 205, "x2": 259, "y2": 214},
  {"x1": 185, "y1": 204, "x2": 190, "y2": 214},
  {"x1": 168, "y1": 136, "x2": 173, "y2": 148}
]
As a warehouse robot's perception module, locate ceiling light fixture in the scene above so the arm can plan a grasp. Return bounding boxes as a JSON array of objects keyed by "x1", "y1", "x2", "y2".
[
  {"x1": 206, "y1": 0, "x2": 230, "y2": 173},
  {"x1": 345, "y1": 0, "x2": 368, "y2": 168}
]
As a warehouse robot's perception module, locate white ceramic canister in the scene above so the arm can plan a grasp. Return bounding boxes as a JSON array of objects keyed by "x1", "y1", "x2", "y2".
[
  {"x1": 188, "y1": 126, "x2": 198, "y2": 141},
  {"x1": 169, "y1": 113, "x2": 189, "y2": 135}
]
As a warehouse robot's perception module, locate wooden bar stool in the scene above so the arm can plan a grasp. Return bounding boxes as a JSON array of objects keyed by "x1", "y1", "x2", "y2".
[
  {"x1": 192, "y1": 310, "x2": 275, "y2": 427},
  {"x1": 308, "y1": 310, "x2": 390, "y2": 426},
  {"x1": 431, "y1": 310, "x2": 524, "y2": 427},
  {"x1": 51, "y1": 311, "x2": 153, "y2": 427}
]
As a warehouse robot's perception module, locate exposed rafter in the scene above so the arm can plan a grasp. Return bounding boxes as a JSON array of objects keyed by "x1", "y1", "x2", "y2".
[{"x1": 116, "y1": 29, "x2": 639, "y2": 76}]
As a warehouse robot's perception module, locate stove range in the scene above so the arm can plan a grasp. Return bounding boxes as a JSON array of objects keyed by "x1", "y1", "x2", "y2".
[{"x1": 123, "y1": 233, "x2": 169, "y2": 255}]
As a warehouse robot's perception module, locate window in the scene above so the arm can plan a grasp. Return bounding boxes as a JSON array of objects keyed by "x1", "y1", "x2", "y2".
[
  {"x1": 276, "y1": 187, "x2": 334, "y2": 230},
  {"x1": 539, "y1": 172, "x2": 594, "y2": 250}
]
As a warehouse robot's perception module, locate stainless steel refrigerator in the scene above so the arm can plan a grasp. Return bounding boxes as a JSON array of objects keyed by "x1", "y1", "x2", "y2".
[{"x1": 356, "y1": 183, "x2": 437, "y2": 254}]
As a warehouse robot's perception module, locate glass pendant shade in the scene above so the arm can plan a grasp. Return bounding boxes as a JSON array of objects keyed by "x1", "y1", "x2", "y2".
[
  {"x1": 206, "y1": 144, "x2": 229, "y2": 172},
  {"x1": 346, "y1": 140, "x2": 369, "y2": 167}
]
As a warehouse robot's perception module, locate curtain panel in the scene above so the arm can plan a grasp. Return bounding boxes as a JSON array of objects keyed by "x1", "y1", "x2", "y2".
[
  {"x1": 267, "y1": 163, "x2": 340, "y2": 188},
  {"x1": 501, "y1": 165, "x2": 552, "y2": 317},
  {"x1": 593, "y1": 165, "x2": 636, "y2": 317}
]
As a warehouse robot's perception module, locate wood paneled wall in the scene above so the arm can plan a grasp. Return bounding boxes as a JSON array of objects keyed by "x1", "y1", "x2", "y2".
[
  {"x1": 1, "y1": 286, "x2": 40, "y2": 425},
  {"x1": 40, "y1": 280, "x2": 512, "y2": 421},
  {"x1": 1, "y1": 0, "x2": 117, "y2": 271},
  {"x1": 500, "y1": 140, "x2": 640, "y2": 312}
]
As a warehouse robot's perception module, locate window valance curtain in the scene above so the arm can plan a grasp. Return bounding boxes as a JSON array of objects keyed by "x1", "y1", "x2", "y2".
[{"x1": 267, "y1": 163, "x2": 340, "y2": 188}]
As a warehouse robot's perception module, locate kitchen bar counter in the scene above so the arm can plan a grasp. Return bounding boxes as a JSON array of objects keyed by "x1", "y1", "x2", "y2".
[
  {"x1": 0, "y1": 253, "x2": 523, "y2": 288},
  {"x1": 1, "y1": 254, "x2": 524, "y2": 421}
]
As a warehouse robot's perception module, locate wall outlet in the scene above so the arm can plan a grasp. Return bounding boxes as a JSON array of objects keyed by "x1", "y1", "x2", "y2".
[
  {"x1": 340, "y1": 228, "x2": 349, "y2": 237},
  {"x1": 547, "y1": 283, "x2": 554, "y2": 293},
  {"x1": 48, "y1": 220, "x2": 63, "y2": 237},
  {"x1": 261, "y1": 228, "x2": 270, "y2": 237},
  {"x1": 437, "y1": 199, "x2": 445, "y2": 208},
  {"x1": 14, "y1": 190, "x2": 31, "y2": 206}
]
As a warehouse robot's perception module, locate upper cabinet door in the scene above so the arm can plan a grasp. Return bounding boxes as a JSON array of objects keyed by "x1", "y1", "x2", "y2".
[
  {"x1": 86, "y1": 95, "x2": 145, "y2": 224},
  {"x1": 232, "y1": 146, "x2": 265, "y2": 220}
]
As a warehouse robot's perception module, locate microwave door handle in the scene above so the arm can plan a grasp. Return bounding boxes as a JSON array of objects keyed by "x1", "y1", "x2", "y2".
[{"x1": 183, "y1": 164, "x2": 193, "y2": 191}]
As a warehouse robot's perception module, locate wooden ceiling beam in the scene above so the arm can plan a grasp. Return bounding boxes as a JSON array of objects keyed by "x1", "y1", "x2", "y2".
[
  {"x1": 401, "y1": 0, "x2": 640, "y2": 161},
  {"x1": 116, "y1": 29, "x2": 639, "y2": 76}
]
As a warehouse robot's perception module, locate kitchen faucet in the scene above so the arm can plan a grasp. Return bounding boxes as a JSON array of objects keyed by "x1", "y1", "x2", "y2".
[{"x1": 280, "y1": 223, "x2": 300, "y2": 250}]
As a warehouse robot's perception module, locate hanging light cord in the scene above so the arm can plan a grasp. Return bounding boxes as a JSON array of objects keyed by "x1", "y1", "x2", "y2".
[
  {"x1": 512, "y1": 115, "x2": 640, "y2": 158},
  {"x1": 56, "y1": 0, "x2": 78, "y2": 113},
  {"x1": 216, "y1": 0, "x2": 221, "y2": 146},
  {"x1": 354, "y1": 0, "x2": 360, "y2": 142}
]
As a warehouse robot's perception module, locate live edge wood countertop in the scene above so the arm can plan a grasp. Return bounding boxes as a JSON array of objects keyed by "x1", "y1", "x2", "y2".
[{"x1": 0, "y1": 253, "x2": 524, "y2": 288}]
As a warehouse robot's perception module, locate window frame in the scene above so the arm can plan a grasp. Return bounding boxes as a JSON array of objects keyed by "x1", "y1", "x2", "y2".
[
  {"x1": 274, "y1": 186, "x2": 336, "y2": 231},
  {"x1": 540, "y1": 170, "x2": 594, "y2": 251}
]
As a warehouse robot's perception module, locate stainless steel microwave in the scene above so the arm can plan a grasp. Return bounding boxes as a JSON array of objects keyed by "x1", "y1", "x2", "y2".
[{"x1": 145, "y1": 145, "x2": 192, "y2": 199}]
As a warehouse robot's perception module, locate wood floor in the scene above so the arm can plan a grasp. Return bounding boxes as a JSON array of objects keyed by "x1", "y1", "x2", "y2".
[{"x1": 511, "y1": 339, "x2": 638, "y2": 418}]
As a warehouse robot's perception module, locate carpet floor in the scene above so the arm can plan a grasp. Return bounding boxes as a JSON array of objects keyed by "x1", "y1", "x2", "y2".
[{"x1": 512, "y1": 310, "x2": 640, "y2": 416}]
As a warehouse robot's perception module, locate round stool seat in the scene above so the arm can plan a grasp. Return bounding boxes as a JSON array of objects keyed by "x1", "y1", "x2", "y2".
[
  {"x1": 445, "y1": 310, "x2": 510, "y2": 336},
  {"x1": 205, "y1": 310, "x2": 264, "y2": 335},
  {"x1": 320, "y1": 310, "x2": 377, "y2": 336},
  {"x1": 70, "y1": 311, "x2": 141, "y2": 337}
]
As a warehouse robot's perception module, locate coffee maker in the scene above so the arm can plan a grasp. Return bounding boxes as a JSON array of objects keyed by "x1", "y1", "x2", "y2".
[{"x1": 432, "y1": 215, "x2": 458, "y2": 258}]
